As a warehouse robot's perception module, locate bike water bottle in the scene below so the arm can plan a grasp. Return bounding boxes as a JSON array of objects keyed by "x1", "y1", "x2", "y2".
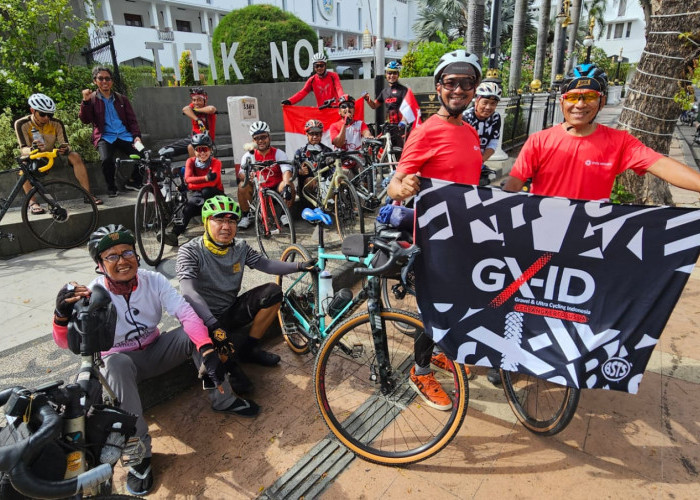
[
  {"x1": 62, "y1": 384, "x2": 87, "y2": 478},
  {"x1": 318, "y1": 270, "x2": 334, "y2": 315},
  {"x1": 328, "y1": 288, "x2": 353, "y2": 317},
  {"x1": 30, "y1": 127, "x2": 44, "y2": 149}
]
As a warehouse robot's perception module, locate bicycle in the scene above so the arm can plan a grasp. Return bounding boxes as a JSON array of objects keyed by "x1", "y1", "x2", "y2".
[
  {"x1": 296, "y1": 149, "x2": 364, "y2": 239},
  {"x1": 305, "y1": 221, "x2": 469, "y2": 465},
  {"x1": 0, "y1": 285, "x2": 145, "y2": 498},
  {"x1": 0, "y1": 150, "x2": 99, "y2": 249},
  {"x1": 240, "y1": 158, "x2": 296, "y2": 260},
  {"x1": 116, "y1": 151, "x2": 188, "y2": 266}
]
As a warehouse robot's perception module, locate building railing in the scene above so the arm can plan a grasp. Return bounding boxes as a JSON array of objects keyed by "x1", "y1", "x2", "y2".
[{"x1": 157, "y1": 28, "x2": 174, "y2": 41}]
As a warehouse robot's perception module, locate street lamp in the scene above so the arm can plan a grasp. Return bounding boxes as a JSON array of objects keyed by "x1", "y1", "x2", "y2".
[
  {"x1": 553, "y1": 1, "x2": 571, "y2": 83},
  {"x1": 583, "y1": 17, "x2": 595, "y2": 64},
  {"x1": 614, "y1": 48, "x2": 624, "y2": 84}
]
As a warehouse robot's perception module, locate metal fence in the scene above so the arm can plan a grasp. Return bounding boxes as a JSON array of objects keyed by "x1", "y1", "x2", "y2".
[
  {"x1": 81, "y1": 30, "x2": 125, "y2": 94},
  {"x1": 501, "y1": 92, "x2": 560, "y2": 152}
]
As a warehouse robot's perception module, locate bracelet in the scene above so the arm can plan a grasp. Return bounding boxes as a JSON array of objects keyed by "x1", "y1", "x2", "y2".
[{"x1": 53, "y1": 314, "x2": 69, "y2": 326}]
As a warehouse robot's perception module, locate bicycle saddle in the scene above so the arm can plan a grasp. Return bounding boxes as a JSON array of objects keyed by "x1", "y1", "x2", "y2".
[
  {"x1": 301, "y1": 207, "x2": 332, "y2": 226},
  {"x1": 363, "y1": 138, "x2": 383, "y2": 148}
]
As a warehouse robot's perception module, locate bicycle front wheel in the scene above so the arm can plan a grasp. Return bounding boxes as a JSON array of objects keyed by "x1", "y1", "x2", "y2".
[
  {"x1": 501, "y1": 371, "x2": 580, "y2": 436},
  {"x1": 277, "y1": 244, "x2": 317, "y2": 354},
  {"x1": 255, "y1": 189, "x2": 295, "y2": 260},
  {"x1": 134, "y1": 184, "x2": 165, "y2": 266},
  {"x1": 315, "y1": 309, "x2": 468, "y2": 465},
  {"x1": 334, "y1": 178, "x2": 364, "y2": 239},
  {"x1": 22, "y1": 180, "x2": 98, "y2": 248}
]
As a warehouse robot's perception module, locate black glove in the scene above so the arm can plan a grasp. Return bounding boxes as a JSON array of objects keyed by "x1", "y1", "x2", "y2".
[
  {"x1": 281, "y1": 184, "x2": 293, "y2": 201},
  {"x1": 208, "y1": 323, "x2": 235, "y2": 356},
  {"x1": 200, "y1": 344, "x2": 225, "y2": 387},
  {"x1": 281, "y1": 99, "x2": 292, "y2": 106},
  {"x1": 297, "y1": 258, "x2": 319, "y2": 272},
  {"x1": 206, "y1": 171, "x2": 217, "y2": 181},
  {"x1": 55, "y1": 284, "x2": 76, "y2": 319},
  {"x1": 345, "y1": 116, "x2": 353, "y2": 126}
]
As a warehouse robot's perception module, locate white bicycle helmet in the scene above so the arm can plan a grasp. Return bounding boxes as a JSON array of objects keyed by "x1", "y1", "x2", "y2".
[
  {"x1": 312, "y1": 52, "x2": 328, "y2": 64},
  {"x1": 28, "y1": 93, "x2": 56, "y2": 114},
  {"x1": 249, "y1": 121, "x2": 270, "y2": 137},
  {"x1": 476, "y1": 82, "x2": 502, "y2": 101},
  {"x1": 434, "y1": 50, "x2": 482, "y2": 84}
]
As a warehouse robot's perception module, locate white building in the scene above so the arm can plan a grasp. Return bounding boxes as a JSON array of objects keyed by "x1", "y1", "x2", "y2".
[{"x1": 81, "y1": 0, "x2": 417, "y2": 79}]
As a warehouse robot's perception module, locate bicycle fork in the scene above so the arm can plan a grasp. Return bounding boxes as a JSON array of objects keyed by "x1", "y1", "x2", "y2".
[{"x1": 367, "y1": 279, "x2": 394, "y2": 394}]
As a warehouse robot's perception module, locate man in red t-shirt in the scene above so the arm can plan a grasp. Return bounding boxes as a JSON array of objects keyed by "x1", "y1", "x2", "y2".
[
  {"x1": 236, "y1": 121, "x2": 294, "y2": 230},
  {"x1": 281, "y1": 53, "x2": 344, "y2": 107},
  {"x1": 504, "y1": 64, "x2": 700, "y2": 201},
  {"x1": 161, "y1": 87, "x2": 218, "y2": 158},
  {"x1": 388, "y1": 50, "x2": 483, "y2": 411}
]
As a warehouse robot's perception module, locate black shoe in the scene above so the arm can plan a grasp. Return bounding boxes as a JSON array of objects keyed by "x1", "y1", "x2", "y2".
[
  {"x1": 225, "y1": 358, "x2": 254, "y2": 394},
  {"x1": 108, "y1": 189, "x2": 118, "y2": 198},
  {"x1": 126, "y1": 456, "x2": 153, "y2": 496},
  {"x1": 214, "y1": 397, "x2": 260, "y2": 418},
  {"x1": 487, "y1": 368, "x2": 502, "y2": 386},
  {"x1": 238, "y1": 347, "x2": 281, "y2": 367},
  {"x1": 161, "y1": 231, "x2": 178, "y2": 247}
]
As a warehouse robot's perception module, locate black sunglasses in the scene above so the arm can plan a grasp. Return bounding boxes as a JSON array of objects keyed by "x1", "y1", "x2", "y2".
[
  {"x1": 96, "y1": 76, "x2": 112, "y2": 82},
  {"x1": 340, "y1": 104, "x2": 355, "y2": 110},
  {"x1": 36, "y1": 111, "x2": 53, "y2": 118}
]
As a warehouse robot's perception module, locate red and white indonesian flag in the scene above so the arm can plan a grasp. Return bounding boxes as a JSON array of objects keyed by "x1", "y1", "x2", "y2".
[
  {"x1": 399, "y1": 88, "x2": 422, "y2": 126},
  {"x1": 282, "y1": 103, "x2": 365, "y2": 155}
]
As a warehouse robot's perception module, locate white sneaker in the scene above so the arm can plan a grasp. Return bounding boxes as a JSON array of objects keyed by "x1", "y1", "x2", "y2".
[
  {"x1": 280, "y1": 214, "x2": 290, "y2": 226},
  {"x1": 238, "y1": 213, "x2": 253, "y2": 229}
]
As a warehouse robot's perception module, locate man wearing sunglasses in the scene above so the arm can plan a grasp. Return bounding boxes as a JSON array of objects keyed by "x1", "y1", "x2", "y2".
[
  {"x1": 365, "y1": 60, "x2": 411, "y2": 146},
  {"x1": 80, "y1": 66, "x2": 143, "y2": 197},
  {"x1": 388, "y1": 50, "x2": 483, "y2": 411},
  {"x1": 293, "y1": 119, "x2": 333, "y2": 207},
  {"x1": 281, "y1": 52, "x2": 345, "y2": 107},
  {"x1": 14, "y1": 93, "x2": 101, "y2": 213},
  {"x1": 503, "y1": 63, "x2": 700, "y2": 199}
]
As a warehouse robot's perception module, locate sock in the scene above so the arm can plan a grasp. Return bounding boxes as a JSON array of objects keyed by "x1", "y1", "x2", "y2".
[{"x1": 414, "y1": 364, "x2": 431, "y2": 376}]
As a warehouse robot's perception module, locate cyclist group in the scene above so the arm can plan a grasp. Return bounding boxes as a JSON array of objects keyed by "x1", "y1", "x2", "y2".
[{"x1": 12, "y1": 49, "x2": 700, "y2": 495}]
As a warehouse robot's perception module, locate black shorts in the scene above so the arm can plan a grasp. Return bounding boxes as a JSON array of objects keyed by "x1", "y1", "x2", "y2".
[{"x1": 216, "y1": 283, "x2": 283, "y2": 331}]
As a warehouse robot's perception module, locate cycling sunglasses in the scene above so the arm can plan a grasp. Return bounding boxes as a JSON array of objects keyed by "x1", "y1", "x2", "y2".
[
  {"x1": 96, "y1": 76, "x2": 112, "y2": 82},
  {"x1": 313, "y1": 63, "x2": 326, "y2": 68},
  {"x1": 440, "y1": 77, "x2": 476, "y2": 92},
  {"x1": 562, "y1": 90, "x2": 601, "y2": 103},
  {"x1": 195, "y1": 146, "x2": 211, "y2": 153},
  {"x1": 340, "y1": 104, "x2": 355, "y2": 110},
  {"x1": 36, "y1": 111, "x2": 53, "y2": 118}
]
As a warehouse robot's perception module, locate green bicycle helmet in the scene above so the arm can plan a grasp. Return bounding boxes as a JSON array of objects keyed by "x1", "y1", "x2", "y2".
[
  {"x1": 88, "y1": 224, "x2": 136, "y2": 263},
  {"x1": 201, "y1": 195, "x2": 241, "y2": 223}
]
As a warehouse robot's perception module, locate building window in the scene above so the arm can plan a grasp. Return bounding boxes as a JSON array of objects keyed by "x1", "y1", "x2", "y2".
[
  {"x1": 176, "y1": 20, "x2": 192, "y2": 32},
  {"x1": 393, "y1": 16, "x2": 397, "y2": 37},
  {"x1": 124, "y1": 13, "x2": 143, "y2": 27},
  {"x1": 358, "y1": 8, "x2": 362, "y2": 32},
  {"x1": 617, "y1": 0, "x2": 627, "y2": 17},
  {"x1": 606, "y1": 24, "x2": 612, "y2": 39},
  {"x1": 626, "y1": 22, "x2": 632, "y2": 38},
  {"x1": 282, "y1": 0, "x2": 287, "y2": 11},
  {"x1": 613, "y1": 23, "x2": 623, "y2": 39},
  {"x1": 311, "y1": 0, "x2": 316, "y2": 22},
  {"x1": 337, "y1": 2, "x2": 341, "y2": 26}
]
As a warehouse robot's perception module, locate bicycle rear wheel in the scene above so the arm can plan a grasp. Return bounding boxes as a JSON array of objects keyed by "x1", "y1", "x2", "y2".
[
  {"x1": 277, "y1": 244, "x2": 317, "y2": 354},
  {"x1": 22, "y1": 180, "x2": 98, "y2": 248},
  {"x1": 501, "y1": 370, "x2": 580, "y2": 436},
  {"x1": 255, "y1": 189, "x2": 295, "y2": 260},
  {"x1": 315, "y1": 309, "x2": 468, "y2": 465},
  {"x1": 334, "y1": 178, "x2": 364, "y2": 239},
  {"x1": 134, "y1": 184, "x2": 165, "y2": 266}
]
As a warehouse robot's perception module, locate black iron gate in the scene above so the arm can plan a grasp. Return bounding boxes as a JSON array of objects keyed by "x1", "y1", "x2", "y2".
[{"x1": 81, "y1": 30, "x2": 125, "y2": 94}]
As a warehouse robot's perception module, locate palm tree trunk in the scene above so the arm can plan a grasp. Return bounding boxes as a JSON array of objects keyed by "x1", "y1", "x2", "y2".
[
  {"x1": 564, "y1": 0, "x2": 583, "y2": 75},
  {"x1": 467, "y1": 0, "x2": 486, "y2": 63},
  {"x1": 508, "y1": 0, "x2": 528, "y2": 93},
  {"x1": 617, "y1": 0, "x2": 700, "y2": 205},
  {"x1": 533, "y1": 0, "x2": 552, "y2": 83}
]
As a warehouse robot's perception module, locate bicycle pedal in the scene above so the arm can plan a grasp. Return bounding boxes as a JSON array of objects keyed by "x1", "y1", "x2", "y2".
[{"x1": 120, "y1": 437, "x2": 147, "y2": 467}]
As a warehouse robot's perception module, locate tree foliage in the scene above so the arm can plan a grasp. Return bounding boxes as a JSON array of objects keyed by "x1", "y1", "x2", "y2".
[
  {"x1": 179, "y1": 51, "x2": 196, "y2": 86},
  {"x1": 401, "y1": 32, "x2": 468, "y2": 77},
  {"x1": 212, "y1": 5, "x2": 318, "y2": 83}
]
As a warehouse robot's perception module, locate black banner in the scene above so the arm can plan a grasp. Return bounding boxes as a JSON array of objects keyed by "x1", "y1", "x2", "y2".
[{"x1": 414, "y1": 179, "x2": 700, "y2": 393}]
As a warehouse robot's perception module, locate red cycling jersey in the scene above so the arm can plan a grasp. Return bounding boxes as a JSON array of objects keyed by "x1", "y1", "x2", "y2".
[{"x1": 288, "y1": 72, "x2": 345, "y2": 107}]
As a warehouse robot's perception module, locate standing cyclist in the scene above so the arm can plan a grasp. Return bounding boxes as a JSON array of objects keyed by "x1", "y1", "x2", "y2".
[
  {"x1": 387, "y1": 50, "x2": 482, "y2": 410},
  {"x1": 281, "y1": 52, "x2": 345, "y2": 107},
  {"x1": 365, "y1": 60, "x2": 410, "y2": 146}
]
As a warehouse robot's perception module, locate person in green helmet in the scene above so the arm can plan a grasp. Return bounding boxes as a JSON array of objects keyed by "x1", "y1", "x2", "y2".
[{"x1": 176, "y1": 195, "x2": 318, "y2": 394}]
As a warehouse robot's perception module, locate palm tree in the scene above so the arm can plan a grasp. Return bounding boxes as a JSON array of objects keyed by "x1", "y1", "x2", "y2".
[
  {"x1": 564, "y1": 0, "x2": 583, "y2": 74},
  {"x1": 532, "y1": 0, "x2": 552, "y2": 84},
  {"x1": 413, "y1": 0, "x2": 468, "y2": 42},
  {"x1": 508, "y1": 0, "x2": 529, "y2": 93},
  {"x1": 466, "y1": 0, "x2": 486, "y2": 62}
]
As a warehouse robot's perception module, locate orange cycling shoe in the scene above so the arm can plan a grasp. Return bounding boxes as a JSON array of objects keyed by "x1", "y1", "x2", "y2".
[{"x1": 409, "y1": 366, "x2": 453, "y2": 411}]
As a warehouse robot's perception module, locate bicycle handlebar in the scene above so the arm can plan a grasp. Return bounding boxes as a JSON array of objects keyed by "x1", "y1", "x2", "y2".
[
  {"x1": 240, "y1": 159, "x2": 297, "y2": 187},
  {"x1": 319, "y1": 98, "x2": 338, "y2": 110},
  {"x1": 18, "y1": 149, "x2": 58, "y2": 173},
  {"x1": 354, "y1": 238, "x2": 420, "y2": 277}
]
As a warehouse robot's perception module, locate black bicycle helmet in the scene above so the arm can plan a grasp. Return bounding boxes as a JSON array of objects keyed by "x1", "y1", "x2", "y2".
[
  {"x1": 191, "y1": 133, "x2": 213, "y2": 148},
  {"x1": 88, "y1": 224, "x2": 136, "y2": 264},
  {"x1": 190, "y1": 87, "x2": 207, "y2": 97},
  {"x1": 338, "y1": 94, "x2": 355, "y2": 106},
  {"x1": 562, "y1": 63, "x2": 609, "y2": 96}
]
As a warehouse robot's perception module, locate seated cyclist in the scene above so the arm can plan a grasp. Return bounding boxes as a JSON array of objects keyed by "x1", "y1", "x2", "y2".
[
  {"x1": 52, "y1": 224, "x2": 258, "y2": 496},
  {"x1": 163, "y1": 133, "x2": 224, "y2": 247},
  {"x1": 293, "y1": 119, "x2": 333, "y2": 206},
  {"x1": 160, "y1": 87, "x2": 217, "y2": 158},
  {"x1": 177, "y1": 196, "x2": 317, "y2": 394},
  {"x1": 329, "y1": 95, "x2": 372, "y2": 178},
  {"x1": 237, "y1": 121, "x2": 294, "y2": 229}
]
